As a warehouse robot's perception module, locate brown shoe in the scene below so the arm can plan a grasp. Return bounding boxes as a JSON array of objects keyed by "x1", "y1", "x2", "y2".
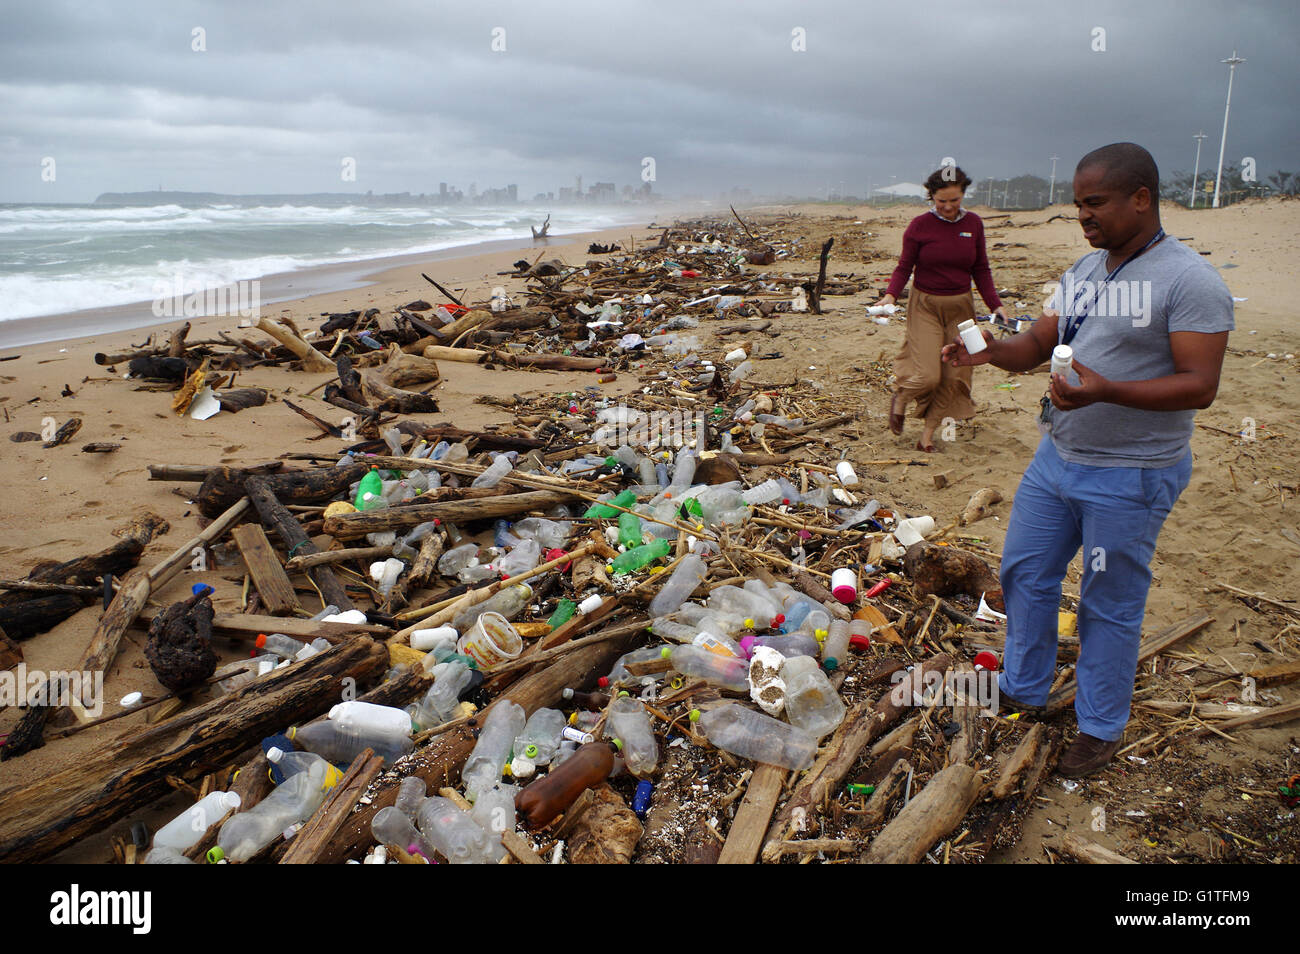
[
  {"x1": 1058, "y1": 732, "x2": 1123, "y2": 778},
  {"x1": 996, "y1": 689, "x2": 1043, "y2": 715}
]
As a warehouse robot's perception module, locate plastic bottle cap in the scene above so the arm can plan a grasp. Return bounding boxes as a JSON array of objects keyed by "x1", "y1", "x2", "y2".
[
  {"x1": 688, "y1": 709, "x2": 701, "y2": 723},
  {"x1": 849, "y1": 634, "x2": 872, "y2": 651},
  {"x1": 524, "y1": 744, "x2": 539, "y2": 759},
  {"x1": 561, "y1": 687, "x2": 575, "y2": 699},
  {"x1": 328, "y1": 704, "x2": 343, "y2": 720},
  {"x1": 119, "y1": 691, "x2": 143, "y2": 708},
  {"x1": 191, "y1": 583, "x2": 212, "y2": 596},
  {"x1": 611, "y1": 738, "x2": 624, "y2": 751},
  {"x1": 618, "y1": 690, "x2": 630, "y2": 698},
  {"x1": 206, "y1": 846, "x2": 225, "y2": 864},
  {"x1": 660, "y1": 647, "x2": 672, "y2": 659},
  {"x1": 597, "y1": 676, "x2": 610, "y2": 687},
  {"x1": 973, "y1": 650, "x2": 1000, "y2": 671},
  {"x1": 824, "y1": 658, "x2": 840, "y2": 671},
  {"x1": 255, "y1": 633, "x2": 268, "y2": 648},
  {"x1": 266, "y1": 747, "x2": 284, "y2": 762},
  {"x1": 815, "y1": 628, "x2": 828, "y2": 640}
]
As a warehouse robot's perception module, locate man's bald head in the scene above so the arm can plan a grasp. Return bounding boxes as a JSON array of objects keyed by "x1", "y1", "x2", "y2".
[{"x1": 1076, "y1": 143, "x2": 1160, "y2": 204}]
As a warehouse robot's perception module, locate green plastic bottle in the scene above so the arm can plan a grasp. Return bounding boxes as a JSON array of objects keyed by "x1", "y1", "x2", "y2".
[
  {"x1": 617, "y1": 511, "x2": 644, "y2": 548},
  {"x1": 583, "y1": 488, "x2": 637, "y2": 519},
  {"x1": 610, "y1": 538, "x2": 671, "y2": 575},
  {"x1": 547, "y1": 598, "x2": 577, "y2": 629},
  {"x1": 354, "y1": 467, "x2": 383, "y2": 510}
]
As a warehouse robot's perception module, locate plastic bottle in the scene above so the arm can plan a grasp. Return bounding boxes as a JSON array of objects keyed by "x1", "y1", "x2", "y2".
[
  {"x1": 370, "y1": 558, "x2": 405, "y2": 598},
  {"x1": 821, "y1": 618, "x2": 852, "y2": 671},
  {"x1": 410, "y1": 660, "x2": 474, "y2": 730},
  {"x1": 668, "y1": 449, "x2": 696, "y2": 492},
  {"x1": 1051, "y1": 344, "x2": 1074, "y2": 377},
  {"x1": 606, "y1": 696, "x2": 658, "y2": 777},
  {"x1": 354, "y1": 468, "x2": 383, "y2": 510},
  {"x1": 144, "y1": 846, "x2": 196, "y2": 864},
  {"x1": 255, "y1": 632, "x2": 306, "y2": 658},
  {"x1": 693, "y1": 630, "x2": 744, "y2": 658},
  {"x1": 289, "y1": 719, "x2": 414, "y2": 765},
  {"x1": 416, "y1": 795, "x2": 503, "y2": 864},
  {"x1": 510, "y1": 708, "x2": 568, "y2": 777},
  {"x1": 372, "y1": 805, "x2": 433, "y2": 860},
  {"x1": 780, "y1": 655, "x2": 847, "y2": 738},
  {"x1": 648, "y1": 552, "x2": 707, "y2": 618},
  {"x1": 617, "y1": 511, "x2": 644, "y2": 549},
  {"x1": 610, "y1": 538, "x2": 671, "y2": 575},
  {"x1": 410, "y1": 625, "x2": 459, "y2": 653},
  {"x1": 515, "y1": 742, "x2": 617, "y2": 829},
  {"x1": 836, "y1": 461, "x2": 859, "y2": 486},
  {"x1": 893, "y1": 515, "x2": 935, "y2": 548},
  {"x1": 547, "y1": 598, "x2": 577, "y2": 629},
  {"x1": 601, "y1": 645, "x2": 669, "y2": 688},
  {"x1": 496, "y1": 538, "x2": 541, "y2": 578},
  {"x1": 697, "y1": 704, "x2": 818, "y2": 770},
  {"x1": 728, "y1": 360, "x2": 753, "y2": 385},
  {"x1": 749, "y1": 632, "x2": 821, "y2": 659},
  {"x1": 394, "y1": 776, "x2": 427, "y2": 820},
  {"x1": 835, "y1": 499, "x2": 881, "y2": 531},
  {"x1": 470, "y1": 782, "x2": 519, "y2": 837},
  {"x1": 153, "y1": 791, "x2": 242, "y2": 852},
  {"x1": 661, "y1": 645, "x2": 749, "y2": 692},
  {"x1": 741, "y1": 479, "x2": 783, "y2": 505},
  {"x1": 472, "y1": 455, "x2": 513, "y2": 488},
  {"x1": 452, "y1": 583, "x2": 533, "y2": 631},
  {"x1": 512, "y1": 517, "x2": 571, "y2": 550},
  {"x1": 266, "y1": 747, "x2": 345, "y2": 788},
  {"x1": 329, "y1": 700, "x2": 413, "y2": 738},
  {"x1": 584, "y1": 488, "x2": 637, "y2": 519},
  {"x1": 213, "y1": 760, "x2": 336, "y2": 862},
  {"x1": 461, "y1": 702, "x2": 526, "y2": 800}
]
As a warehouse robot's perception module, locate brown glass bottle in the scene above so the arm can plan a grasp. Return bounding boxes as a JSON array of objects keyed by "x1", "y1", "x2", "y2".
[{"x1": 515, "y1": 742, "x2": 616, "y2": 829}]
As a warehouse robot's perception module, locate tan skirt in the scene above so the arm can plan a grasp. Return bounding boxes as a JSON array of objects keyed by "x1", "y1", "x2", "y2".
[{"x1": 892, "y1": 289, "x2": 977, "y2": 425}]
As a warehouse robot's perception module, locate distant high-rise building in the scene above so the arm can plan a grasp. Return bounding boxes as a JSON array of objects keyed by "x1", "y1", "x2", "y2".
[
  {"x1": 507, "y1": 184, "x2": 517, "y2": 202},
  {"x1": 439, "y1": 182, "x2": 447, "y2": 200}
]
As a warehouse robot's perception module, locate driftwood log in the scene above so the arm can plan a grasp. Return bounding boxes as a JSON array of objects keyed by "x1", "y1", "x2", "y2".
[
  {"x1": 196, "y1": 462, "x2": 366, "y2": 518},
  {"x1": 323, "y1": 488, "x2": 582, "y2": 539},
  {"x1": 0, "y1": 636, "x2": 388, "y2": 863},
  {"x1": 244, "y1": 477, "x2": 354, "y2": 612},
  {"x1": 859, "y1": 764, "x2": 982, "y2": 864}
]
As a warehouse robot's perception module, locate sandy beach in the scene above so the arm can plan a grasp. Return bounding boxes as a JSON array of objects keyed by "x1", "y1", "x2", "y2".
[{"x1": 1, "y1": 199, "x2": 1297, "y2": 864}]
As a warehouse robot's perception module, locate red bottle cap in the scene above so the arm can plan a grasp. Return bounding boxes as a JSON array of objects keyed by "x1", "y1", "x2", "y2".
[
  {"x1": 849, "y1": 633, "x2": 872, "y2": 651},
  {"x1": 973, "y1": 650, "x2": 1000, "y2": 671},
  {"x1": 597, "y1": 676, "x2": 610, "y2": 688}
]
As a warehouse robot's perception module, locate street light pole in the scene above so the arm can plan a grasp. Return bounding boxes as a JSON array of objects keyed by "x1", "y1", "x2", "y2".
[
  {"x1": 1048, "y1": 155, "x2": 1059, "y2": 204},
  {"x1": 1190, "y1": 131, "x2": 1208, "y2": 208},
  {"x1": 1212, "y1": 50, "x2": 1245, "y2": 209}
]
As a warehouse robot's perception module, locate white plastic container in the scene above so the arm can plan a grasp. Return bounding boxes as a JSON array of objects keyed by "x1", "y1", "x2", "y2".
[
  {"x1": 724, "y1": 347, "x2": 748, "y2": 363},
  {"x1": 957, "y1": 319, "x2": 987, "y2": 355},
  {"x1": 1051, "y1": 344, "x2": 1074, "y2": 377},
  {"x1": 830, "y1": 567, "x2": 858, "y2": 604},
  {"x1": 410, "y1": 626, "x2": 459, "y2": 652},
  {"x1": 835, "y1": 461, "x2": 859, "y2": 486},
  {"x1": 329, "y1": 700, "x2": 413, "y2": 738},
  {"x1": 894, "y1": 515, "x2": 935, "y2": 548},
  {"x1": 154, "y1": 791, "x2": 242, "y2": 851}
]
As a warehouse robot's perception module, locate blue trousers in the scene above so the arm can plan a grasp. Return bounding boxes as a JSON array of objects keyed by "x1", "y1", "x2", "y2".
[{"x1": 998, "y1": 437, "x2": 1192, "y2": 740}]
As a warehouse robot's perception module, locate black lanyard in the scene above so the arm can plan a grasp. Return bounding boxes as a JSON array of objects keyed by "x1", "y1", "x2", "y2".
[{"x1": 1061, "y1": 228, "x2": 1165, "y2": 345}]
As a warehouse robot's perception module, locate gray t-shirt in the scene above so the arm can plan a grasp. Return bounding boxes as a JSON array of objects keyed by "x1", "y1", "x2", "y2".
[{"x1": 1044, "y1": 235, "x2": 1234, "y2": 468}]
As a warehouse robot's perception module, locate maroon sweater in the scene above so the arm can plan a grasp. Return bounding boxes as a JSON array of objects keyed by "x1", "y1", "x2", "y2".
[{"x1": 886, "y1": 210, "x2": 1001, "y2": 309}]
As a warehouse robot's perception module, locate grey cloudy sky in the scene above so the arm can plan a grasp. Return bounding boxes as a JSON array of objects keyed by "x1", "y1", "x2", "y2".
[{"x1": 1, "y1": 0, "x2": 1295, "y2": 203}]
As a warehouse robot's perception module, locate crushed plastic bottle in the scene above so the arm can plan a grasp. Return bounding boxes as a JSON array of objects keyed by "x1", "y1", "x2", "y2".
[
  {"x1": 471, "y1": 454, "x2": 514, "y2": 488},
  {"x1": 606, "y1": 696, "x2": 658, "y2": 778},
  {"x1": 647, "y1": 551, "x2": 707, "y2": 618},
  {"x1": 153, "y1": 791, "x2": 242, "y2": 852},
  {"x1": 410, "y1": 660, "x2": 474, "y2": 730},
  {"x1": 510, "y1": 707, "x2": 568, "y2": 777},
  {"x1": 461, "y1": 702, "x2": 526, "y2": 801},
  {"x1": 661, "y1": 644, "x2": 749, "y2": 692},
  {"x1": 213, "y1": 759, "x2": 337, "y2": 862},
  {"x1": 780, "y1": 655, "x2": 847, "y2": 739},
  {"x1": 417, "y1": 795, "x2": 503, "y2": 864},
  {"x1": 289, "y1": 718, "x2": 414, "y2": 765},
  {"x1": 372, "y1": 805, "x2": 433, "y2": 860},
  {"x1": 697, "y1": 703, "x2": 817, "y2": 770}
]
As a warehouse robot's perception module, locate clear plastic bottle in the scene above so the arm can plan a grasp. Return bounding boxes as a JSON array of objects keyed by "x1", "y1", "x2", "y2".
[
  {"x1": 437, "y1": 543, "x2": 479, "y2": 578},
  {"x1": 601, "y1": 645, "x2": 669, "y2": 687},
  {"x1": 727, "y1": 360, "x2": 753, "y2": 385},
  {"x1": 741, "y1": 479, "x2": 783, "y2": 506},
  {"x1": 668, "y1": 448, "x2": 697, "y2": 492},
  {"x1": 821, "y1": 619, "x2": 852, "y2": 671},
  {"x1": 697, "y1": 704, "x2": 818, "y2": 770},
  {"x1": 452, "y1": 583, "x2": 533, "y2": 631},
  {"x1": 255, "y1": 632, "x2": 306, "y2": 658},
  {"x1": 289, "y1": 719, "x2": 414, "y2": 765},
  {"x1": 266, "y1": 747, "x2": 344, "y2": 787},
  {"x1": 511, "y1": 707, "x2": 568, "y2": 777},
  {"x1": 511, "y1": 517, "x2": 571, "y2": 550},
  {"x1": 410, "y1": 660, "x2": 474, "y2": 730},
  {"x1": 496, "y1": 538, "x2": 541, "y2": 578},
  {"x1": 416, "y1": 795, "x2": 503, "y2": 864},
  {"x1": 153, "y1": 791, "x2": 242, "y2": 852},
  {"x1": 214, "y1": 760, "x2": 336, "y2": 862},
  {"x1": 382, "y1": 427, "x2": 406, "y2": 457},
  {"x1": 648, "y1": 552, "x2": 707, "y2": 618},
  {"x1": 329, "y1": 700, "x2": 413, "y2": 738},
  {"x1": 750, "y1": 632, "x2": 821, "y2": 659},
  {"x1": 144, "y1": 846, "x2": 196, "y2": 864},
  {"x1": 394, "y1": 776, "x2": 427, "y2": 820},
  {"x1": 470, "y1": 782, "x2": 519, "y2": 837},
  {"x1": 835, "y1": 499, "x2": 881, "y2": 531},
  {"x1": 780, "y1": 655, "x2": 846, "y2": 739},
  {"x1": 661, "y1": 645, "x2": 749, "y2": 692},
  {"x1": 472, "y1": 454, "x2": 514, "y2": 488},
  {"x1": 606, "y1": 696, "x2": 658, "y2": 778},
  {"x1": 372, "y1": 805, "x2": 433, "y2": 859},
  {"x1": 462, "y1": 702, "x2": 526, "y2": 801}
]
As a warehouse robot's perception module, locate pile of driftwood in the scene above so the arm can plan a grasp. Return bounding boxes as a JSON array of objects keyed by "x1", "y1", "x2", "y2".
[{"x1": 2, "y1": 213, "x2": 1295, "y2": 866}]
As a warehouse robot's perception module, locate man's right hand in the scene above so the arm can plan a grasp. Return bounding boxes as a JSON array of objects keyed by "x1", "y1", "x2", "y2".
[
  {"x1": 873, "y1": 294, "x2": 896, "y2": 307},
  {"x1": 942, "y1": 328, "x2": 997, "y2": 366}
]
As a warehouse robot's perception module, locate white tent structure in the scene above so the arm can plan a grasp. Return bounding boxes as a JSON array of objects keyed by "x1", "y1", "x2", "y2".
[{"x1": 870, "y1": 181, "x2": 928, "y2": 198}]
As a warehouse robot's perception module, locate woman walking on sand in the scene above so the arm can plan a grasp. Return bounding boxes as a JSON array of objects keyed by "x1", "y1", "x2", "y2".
[{"x1": 873, "y1": 165, "x2": 1010, "y2": 451}]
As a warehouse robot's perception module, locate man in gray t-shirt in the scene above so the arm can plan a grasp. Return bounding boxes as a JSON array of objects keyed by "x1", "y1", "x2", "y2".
[{"x1": 942, "y1": 143, "x2": 1232, "y2": 777}]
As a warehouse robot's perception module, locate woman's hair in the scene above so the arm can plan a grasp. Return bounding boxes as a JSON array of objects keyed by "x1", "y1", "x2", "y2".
[{"x1": 924, "y1": 165, "x2": 973, "y2": 196}]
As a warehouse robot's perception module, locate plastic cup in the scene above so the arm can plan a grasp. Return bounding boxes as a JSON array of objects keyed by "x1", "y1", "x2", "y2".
[{"x1": 456, "y1": 612, "x2": 523, "y2": 671}]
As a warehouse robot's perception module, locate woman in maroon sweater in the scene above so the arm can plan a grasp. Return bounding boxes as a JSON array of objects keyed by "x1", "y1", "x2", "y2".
[{"x1": 874, "y1": 166, "x2": 1010, "y2": 451}]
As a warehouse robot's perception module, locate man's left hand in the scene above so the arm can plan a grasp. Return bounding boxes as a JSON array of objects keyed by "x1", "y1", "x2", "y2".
[{"x1": 1051, "y1": 358, "x2": 1112, "y2": 410}]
